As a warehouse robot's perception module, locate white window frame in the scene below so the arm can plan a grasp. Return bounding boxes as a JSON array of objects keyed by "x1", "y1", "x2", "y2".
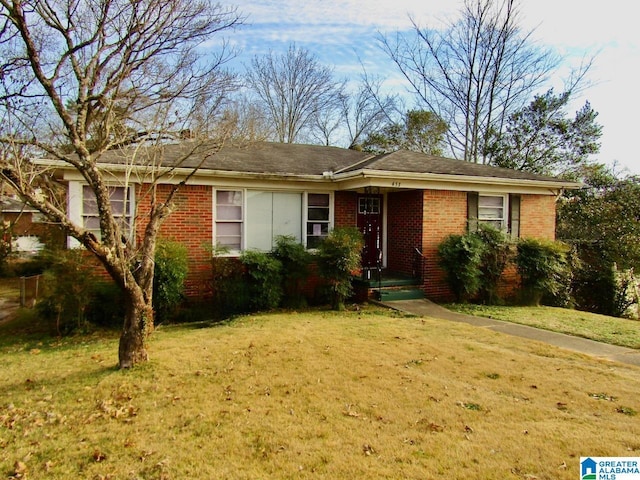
[
  {"x1": 214, "y1": 189, "x2": 243, "y2": 253},
  {"x1": 305, "y1": 192, "x2": 332, "y2": 249},
  {"x1": 478, "y1": 193, "x2": 508, "y2": 231},
  {"x1": 67, "y1": 181, "x2": 135, "y2": 248},
  {"x1": 213, "y1": 189, "x2": 333, "y2": 253}
]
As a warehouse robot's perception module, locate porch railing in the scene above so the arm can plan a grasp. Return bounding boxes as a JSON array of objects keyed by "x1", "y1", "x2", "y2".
[{"x1": 413, "y1": 247, "x2": 425, "y2": 284}]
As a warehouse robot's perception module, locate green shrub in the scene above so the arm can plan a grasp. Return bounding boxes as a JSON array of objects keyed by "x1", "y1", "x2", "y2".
[
  {"x1": 86, "y1": 282, "x2": 125, "y2": 327},
  {"x1": 211, "y1": 250, "x2": 249, "y2": 318},
  {"x1": 571, "y1": 243, "x2": 639, "y2": 317},
  {"x1": 11, "y1": 252, "x2": 53, "y2": 277},
  {"x1": 153, "y1": 239, "x2": 189, "y2": 323},
  {"x1": 475, "y1": 224, "x2": 512, "y2": 305},
  {"x1": 316, "y1": 227, "x2": 364, "y2": 310},
  {"x1": 437, "y1": 233, "x2": 485, "y2": 302},
  {"x1": 515, "y1": 238, "x2": 571, "y2": 306},
  {"x1": 36, "y1": 249, "x2": 96, "y2": 334},
  {"x1": 272, "y1": 235, "x2": 312, "y2": 308},
  {"x1": 240, "y1": 249, "x2": 283, "y2": 311}
]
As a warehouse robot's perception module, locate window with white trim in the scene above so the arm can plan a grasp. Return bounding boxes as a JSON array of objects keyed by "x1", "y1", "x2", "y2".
[
  {"x1": 215, "y1": 190, "x2": 243, "y2": 251},
  {"x1": 306, "y1": 193, "x2": 330, "y2": 249},
  {"x1": 82, "y1": 185, "x2": 132, "y2": 240},
  {"x1": 478, "y1": 194, "x2": 507, "y2": 230},
  {"x1": 214, "y1": 190, "x2": 332, "y2": 252}
]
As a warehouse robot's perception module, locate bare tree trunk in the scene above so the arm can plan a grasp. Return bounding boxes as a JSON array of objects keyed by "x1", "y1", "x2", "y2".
[{"x1": 118, "y1": 287, "x2": 153, "y2": 369}]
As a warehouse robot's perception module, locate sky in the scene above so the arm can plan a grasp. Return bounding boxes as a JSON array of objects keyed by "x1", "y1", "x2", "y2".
[{"x1": 222, "y1": 0, "x2": 639, "y2": 175}]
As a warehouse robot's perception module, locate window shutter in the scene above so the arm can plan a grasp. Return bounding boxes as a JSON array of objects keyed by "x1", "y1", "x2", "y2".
[
  {"x1": 509, "y1": 194, "x2": 521, "y2": 238},
  {"x1": 467, "y1": 192, "x2": 479, "y2": 232}
]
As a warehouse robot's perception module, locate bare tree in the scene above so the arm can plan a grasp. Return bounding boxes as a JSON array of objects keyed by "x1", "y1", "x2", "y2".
[
  {"x1": 380, "y1": 0, "x2": 559, "y2": 163},
  {"x1": 0, "y1": 0, "x2": 242, "y2": 368},
  {"x1": 342, "y1": 74, "x2": 399, "y2": 150},
  {"x1": 311, "y1": 73, "x2": 399, "y2": 149},
  {"x1": 246, "y1": 44, "x2": 343, "y2": 144},
  {"x1": 207, "y1": 94, "x2": 274, "y2": 145}
]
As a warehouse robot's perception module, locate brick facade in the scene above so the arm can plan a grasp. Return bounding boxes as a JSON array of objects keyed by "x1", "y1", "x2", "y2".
[
  {"x1": 131, "y1": 185, "x2": 558, "y2": 303},
  {"x1": 135, "y1": 184, "x2": 213, "y2": 297},
  {"x1": 334, "y1": 191, "x2": 357, "y2": 227},
  {"x1": 419, "y1": 190, "x2": 469, "y2": 301},
  {"x1": 520, "y1": 194, "x2": 556, "y2": 240}
]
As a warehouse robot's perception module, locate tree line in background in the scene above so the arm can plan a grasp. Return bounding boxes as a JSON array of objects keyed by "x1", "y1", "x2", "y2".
[{"x1": 1, "y1": 0, "x2": 638, "y2": 368}]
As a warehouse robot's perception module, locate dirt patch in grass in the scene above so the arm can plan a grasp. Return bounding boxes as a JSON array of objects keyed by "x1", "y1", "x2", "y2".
[{"x1": 2, "y1": 307, "x2": 640, "y2": 479}]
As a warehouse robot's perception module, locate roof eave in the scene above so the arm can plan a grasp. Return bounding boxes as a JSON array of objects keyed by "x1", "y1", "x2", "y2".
[{"x1": 331, "y1": 169, "x2": 582, "y2": 192}]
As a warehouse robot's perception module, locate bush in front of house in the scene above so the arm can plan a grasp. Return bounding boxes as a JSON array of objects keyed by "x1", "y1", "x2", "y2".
[
  {"x1": 36, "y1": 248, "x2": 96, "y2": 334},
  {"x1": 474, "y1": 224, "x2": 513, "y2": 305},
  {"x1": 153, "y1": 239, "x2": 189, "y2": 323},
  {"x1": 211, "y1": 249, "x2": 249, "y2": 318},
  {"x1": 272, "y1": 235, "x2": 312, "y2": 308},
  {"x1": 437, "y1": 232, "x2": 485, "y2": 302},
  {"x1": 316, "y1": 227, "x2": 364, "y2": 310},
  {"x1": 515, "y1": 238, "x2": 572, "y2": 306},
  {"x1": 86, "y1": 281, "x2": 125, "y2": 327},
  {"x1": 240, "y1": 249, "x2": 283, "y2": 311}
]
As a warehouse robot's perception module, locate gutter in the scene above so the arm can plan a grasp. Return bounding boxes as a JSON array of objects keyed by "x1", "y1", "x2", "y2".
[{"x1": 330, "y1": 168, "x2": 583, "y2": 191}]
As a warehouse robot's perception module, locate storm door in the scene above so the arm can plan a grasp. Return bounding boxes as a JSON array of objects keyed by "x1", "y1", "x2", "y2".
[{"x1": 357, "y1": 195, "x2": 383, "y2": 276}]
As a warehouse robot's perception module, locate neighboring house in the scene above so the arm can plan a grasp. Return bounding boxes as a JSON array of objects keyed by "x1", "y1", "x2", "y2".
[
  {"x1": 0, "y1": 196, "x2": 49, "y2": 254},
  {"x1": 44, "y1": 141, "x2": 580, "y2": 301}
]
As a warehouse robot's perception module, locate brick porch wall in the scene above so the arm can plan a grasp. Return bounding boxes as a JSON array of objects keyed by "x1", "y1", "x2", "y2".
[
  {"x1": 135, "y1": 184, "x2": 213, "y2": 298},
  {"x1": 387, "y1": 190, "x2": 423, "y2": 275}
]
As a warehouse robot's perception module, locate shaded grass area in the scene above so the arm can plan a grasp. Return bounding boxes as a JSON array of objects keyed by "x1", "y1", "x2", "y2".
[
  {"x1": 2, "y1": 307, "x2": 640, "y2": 479},
  {"x1": 446, "y1": 304, "x2": 640, "y2": 349}
]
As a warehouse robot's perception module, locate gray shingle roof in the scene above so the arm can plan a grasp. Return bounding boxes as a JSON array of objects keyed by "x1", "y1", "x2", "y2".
[
  {"x1": 339, "y1": 150, "x2": 566, "y2": 183},
  {"x1": 93, "y1": 141, "x2": 573, "y2": 185},
  {"x1": 98, "y1": 141, "x2": 370, "y2": 176}
]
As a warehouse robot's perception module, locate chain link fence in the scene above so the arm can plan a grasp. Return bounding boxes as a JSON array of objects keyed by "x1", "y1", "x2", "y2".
[{"x1": 20, "y1": 274, "x2": 42, "y2": 308}]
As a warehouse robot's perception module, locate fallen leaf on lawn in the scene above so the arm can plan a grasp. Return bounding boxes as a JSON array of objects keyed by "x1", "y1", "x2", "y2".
[
  {"x1": 13, "y1": 460, "x2": 28, "y2": 477},
  {"x1": 93, "y1": 449, "x2": 107, "y2": 462}
]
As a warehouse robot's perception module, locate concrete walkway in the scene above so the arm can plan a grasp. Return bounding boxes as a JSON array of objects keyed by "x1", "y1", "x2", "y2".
[{"x1": 380, "y1": 298, "x2": 640, "y2": 367}]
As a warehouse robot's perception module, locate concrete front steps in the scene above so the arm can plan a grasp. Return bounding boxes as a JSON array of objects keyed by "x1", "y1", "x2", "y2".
[
  {"x1": 353, "y1": 271, "x2": 424, "y2": 302},
  {"x1": 377, "y1": 286, "x2": 424, "y2": 301}
]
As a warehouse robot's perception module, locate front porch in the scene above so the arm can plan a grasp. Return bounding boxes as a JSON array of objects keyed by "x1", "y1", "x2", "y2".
[{"x1": 353, "y1": 270, "x2": 424, "y2": 302}]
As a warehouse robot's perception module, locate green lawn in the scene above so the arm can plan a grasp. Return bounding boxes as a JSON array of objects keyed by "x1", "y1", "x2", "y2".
[
  {"x1": 446, "y1": 304, "x2": 640, "y2": 349},
  {"x1": 2, "y1": 306, "x2": 640, "y2": 479}
]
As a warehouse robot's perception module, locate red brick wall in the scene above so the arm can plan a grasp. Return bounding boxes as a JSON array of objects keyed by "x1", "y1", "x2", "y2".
[
  {"x1": 335, "y1": 191, "x2": 357, "y2": 227},
  {"x1": 520, "y1": 194, "x2": 556, "y2": 240},
  {"x1": 387, "y1": 190, "x2": 423, "y2": 275},
  {"x1": 129, "y1": 186, "x2": 558, "y2": 303},
  {"x1": 136, "y1": 184, "x2": 213, "y2": 297},
  {"x1": 421, "y1": 190, "x2": 468, "y2": 301}
]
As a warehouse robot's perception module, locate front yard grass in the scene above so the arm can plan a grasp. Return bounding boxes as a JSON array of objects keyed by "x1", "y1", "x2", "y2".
[
  {"x1": 2, "y1": 306, "x2": 640, "y2": 479},
  {"x1": 446, "y1": 304, "x2": 640, "y2": 349}
]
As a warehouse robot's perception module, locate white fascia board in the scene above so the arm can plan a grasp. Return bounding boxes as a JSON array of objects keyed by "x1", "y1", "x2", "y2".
[
  {"x1": 61, "y1": 165, "x2": 335, "y2": 192},
  {"x1": 52, "y1": 159, "x2": 582, "y2": 195},
  {"x1": 332, "y1": 169, "x2": 581, "y2": 195}
]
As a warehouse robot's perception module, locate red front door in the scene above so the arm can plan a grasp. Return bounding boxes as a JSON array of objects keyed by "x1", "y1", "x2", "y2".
[{"x1": 357, "y1": 195, "x2": 383, "y2": 273}]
